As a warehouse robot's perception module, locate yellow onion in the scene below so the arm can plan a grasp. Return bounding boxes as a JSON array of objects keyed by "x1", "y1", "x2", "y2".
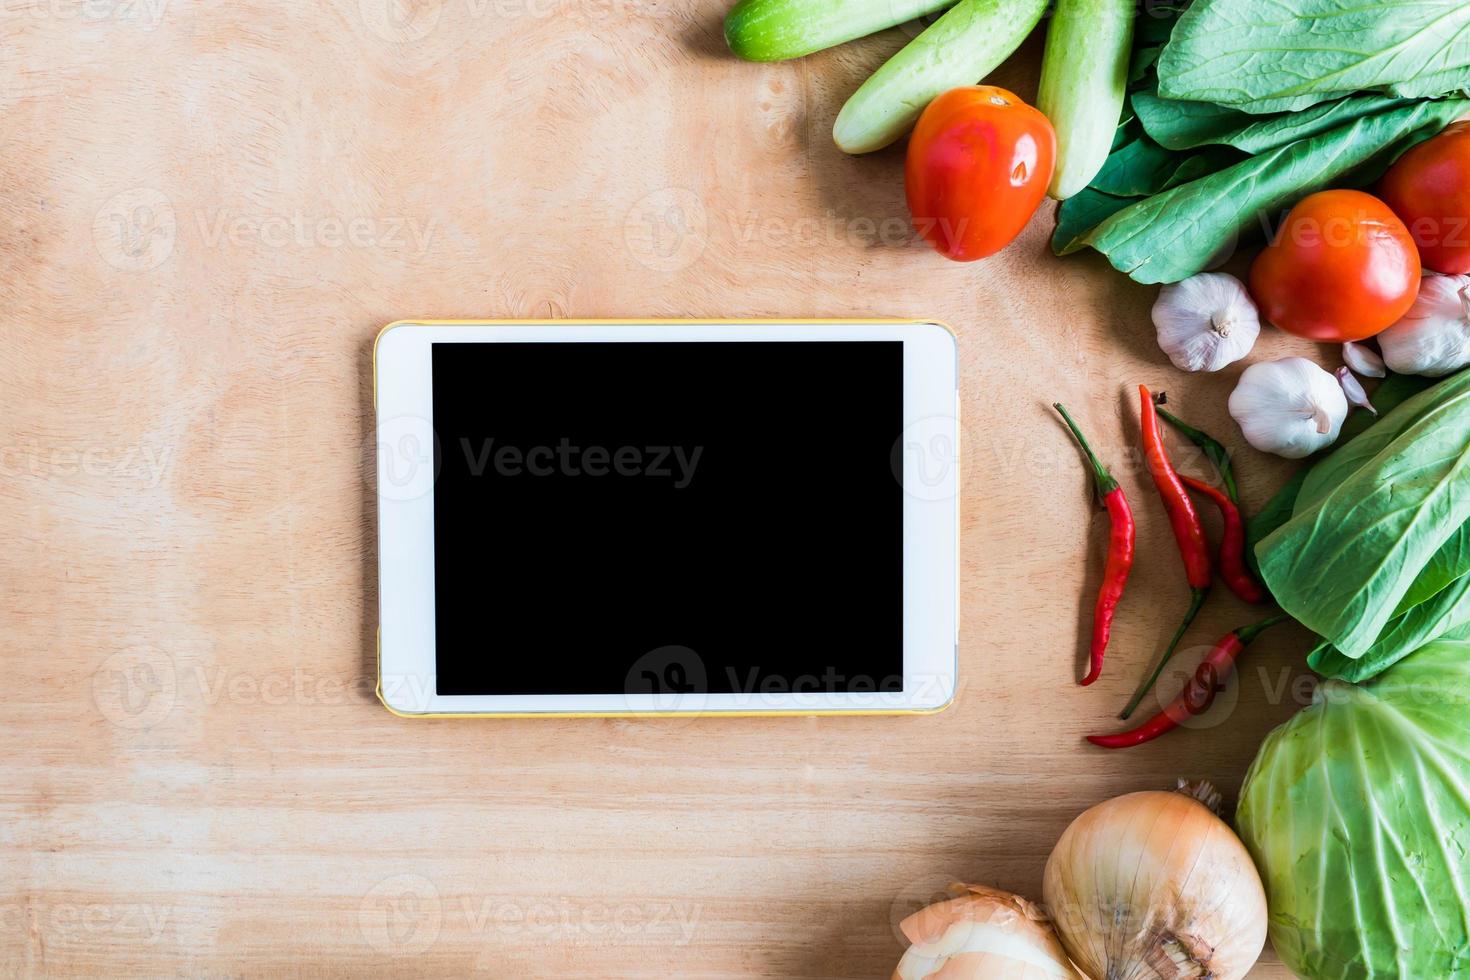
[
  {"x1": 1042, "y1": 781, "x2": 1267, "y2": 980},
  {"x1": 892, "y1": 884, "x2": 1080, "y2": 979}
]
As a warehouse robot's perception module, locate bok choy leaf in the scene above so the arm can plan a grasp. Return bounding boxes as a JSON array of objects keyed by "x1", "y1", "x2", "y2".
[{"x1": 1257, "y1": 369, "x2": 1470, "y2": 659}]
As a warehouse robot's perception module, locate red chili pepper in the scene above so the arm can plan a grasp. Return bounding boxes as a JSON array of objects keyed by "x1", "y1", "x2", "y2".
[
  {"x1": 1155, "y1": 402, "x2": 1269, "y2": 605},
  {"x1": 1087, "y1": 614, "x2": 1289, "y2": 749},
  {"x1": 1156, "y1": 404, "x2": 1239, "y2": 504},
  {"x1": 1139, "y1": 385, "x2": 1212, "y2": 589},
  {"x1": 1055, "y1": 403, "x2": 1136, "y2": 686},
  {"x1": 1123, "y1": 385, "x2": 1213, "y2": 720},
  {"x1": 1179, "y1": 474, "x2": 1268, "y2": 604}
]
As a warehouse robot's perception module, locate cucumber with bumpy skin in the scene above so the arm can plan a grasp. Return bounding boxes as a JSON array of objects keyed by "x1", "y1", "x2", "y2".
[
  {"x1": 1037, "y1": 0, "x2": 1136, "y2": 199},
  {"x1": 832, "y1": 0, "x2": 1048, "y2": 155},
  {"x1": 723, "y1": 0, "x2": 958, "y2": 63}
]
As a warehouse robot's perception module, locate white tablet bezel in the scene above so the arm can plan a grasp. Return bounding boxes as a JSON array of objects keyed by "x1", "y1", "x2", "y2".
[{"x1": 374, "y1": 320, "x2": 958, "y2": 716}]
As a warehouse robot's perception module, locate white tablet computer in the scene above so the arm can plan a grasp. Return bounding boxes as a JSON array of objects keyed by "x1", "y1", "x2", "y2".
[{"x1": 373, "y1": 319, "x2": 958, "y2": 717}]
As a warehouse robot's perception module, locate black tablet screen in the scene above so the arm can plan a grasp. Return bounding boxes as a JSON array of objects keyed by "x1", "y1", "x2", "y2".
[{"x1": 430, "y1": 341, "x2": 903, "y2": 697}]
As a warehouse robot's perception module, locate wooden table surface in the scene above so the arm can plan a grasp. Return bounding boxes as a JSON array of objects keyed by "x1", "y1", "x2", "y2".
[{"x1": 3, "y1": 2, "x2": 1325, "y2": 976}]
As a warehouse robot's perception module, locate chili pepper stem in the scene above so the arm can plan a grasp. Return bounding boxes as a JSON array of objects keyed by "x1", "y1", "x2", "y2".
[
  {"x1": 1054, "y1": 402, "x2": 1120, "y2": 496},
  {"x1": 1121, "y1": 587, "x2": 1208, "y2": 720},
  {"x1": 1156, "y1": 402, "x2": 1239, "y2": 504},
  {"x1": 1237, "y1": 613, "x2": 1290, "y2": 644}
]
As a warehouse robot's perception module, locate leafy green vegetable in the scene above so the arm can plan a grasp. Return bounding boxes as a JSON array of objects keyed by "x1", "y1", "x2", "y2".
[
  {"x1": 1246, "y1": 373, "x2": 1455, "y2": 670},
  {"x1": 1247, "y1": 375, "x2": 1433, "y2": 567},
  {"x1": 1051, "y1": 187, "x2": 1135, "y2": 254},
  {"x1": 1395, "y1": 522, "x2": 1470, "y2": 615},
  {"x1": 1158, "y1": 0, "x2": 1470, "y2": 113},
  {"x1": 1238, "y1": 637, "x2": 1470, "y2": 979},
  {"x1": 1293, "y1": 371, "x2": 1464, "y2": 515},
  {"x1": 1082, "y1": 133, "x2": 1242, "y2": 199},
  {"x1": 1060, "y1": 99, "x2": 1470, "y2": 283},
  {"x1": 1308, "y1": 575, "x2": 1470, "y2": 682},
  {"x1": 1126, "y1": 2, "x2": 1186, "y2": 83},
  {"x1": 1244, "y1": 467, "x2": 1306, "y2": 582},
  {"x1": 1086, "y1": 137, "x2": 1177, "y2": 197},
  {"x1": 1132, "y1": 90, "x2": 1408, "y2": 154},
  {"x1": 723, "y1": 0, "x2": 957, "y2": 61},
  {"x1": 1257, "y1": 368, "x2": 1470, "y2": 660},
  {"x1": 1163, "y1": 148, "x2": 1239, "y2": 186}
]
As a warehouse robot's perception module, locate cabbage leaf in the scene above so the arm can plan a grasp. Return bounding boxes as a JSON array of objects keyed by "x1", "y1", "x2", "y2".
[{"x1": 1238, "y1": 638, "x2": 1470, "y2": 978}]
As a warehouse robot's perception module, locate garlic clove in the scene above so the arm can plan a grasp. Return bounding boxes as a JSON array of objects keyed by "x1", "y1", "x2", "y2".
[
  {"x1": 1377, "y1": 273, "x2": 1470, "y2": 376},
  {"x1": 1152, "y1": 272, "x2": 1261, "y2": 373},
  {"x1": 1228, "y1": 357, "x2": 1348, "y2": 459},
  {"x1": 1335, "y1": 366, "x2": 1377, "y2": 416},
  {"x1": 1342, "y1": 340, "x2": 1386, "y2": 378}
]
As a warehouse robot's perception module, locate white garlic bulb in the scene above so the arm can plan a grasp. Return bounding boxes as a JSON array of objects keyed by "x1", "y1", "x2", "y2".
[
  {"x1": 1228, "y1": 358, "x2": 1348, "y2": 459},
  {"x1": 1377, "y1": 274, "x2": 1470, "y2": 376},
  {"x1": 1152, "y1": 273, "x2": 1260, "y2": 372}
]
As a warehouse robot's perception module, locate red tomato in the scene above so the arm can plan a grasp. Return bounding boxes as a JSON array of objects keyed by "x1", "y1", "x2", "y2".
[
  {"x1": 1248, "y1": 190, "x2": 1420, "y2": 342},
  {"x1": 905, "y1": 86, "x2": 1056, "y2": 263},
  {"x1": 1379, "y1": 121, "x2": 1470, "y2": 274}
]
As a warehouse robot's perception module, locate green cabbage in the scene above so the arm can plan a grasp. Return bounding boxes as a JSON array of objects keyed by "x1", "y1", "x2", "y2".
[{"x1": 1237, "y1": 638, "x2": 1470, "y2": 978}]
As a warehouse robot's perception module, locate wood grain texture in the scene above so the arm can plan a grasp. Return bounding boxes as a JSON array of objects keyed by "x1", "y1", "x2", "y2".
[{"x1": 0, "y1": 2, "x2": 1327, "y2": 976}]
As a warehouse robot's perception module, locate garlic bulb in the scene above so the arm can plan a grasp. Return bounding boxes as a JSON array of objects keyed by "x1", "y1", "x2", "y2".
[
  {"x1": 1228, "y1": 357, "x2": 1348, "y2": 458},
  {"x1": 1152, "y1": 272, "x2": 1260, "y2": 372},
  {"x1": 893, "y1": 885, "x2": 1079, "y2": 979},
  {"x1": 1342, "y1": 341, "x2": 1385, "y2": 378},
  {"x1": 1377, "y1": 273, "x2": 1470, "y2": 376},
  {"x1": 1043, "y1": 782, "x2": 1267, "y2": 980}
]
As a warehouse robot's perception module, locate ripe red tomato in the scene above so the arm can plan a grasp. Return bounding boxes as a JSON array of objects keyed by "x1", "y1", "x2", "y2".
[
  {"x1": 905, "y1": 86, "x2": 1056, "y2": 262},
  {"x1": 1248, "y1": 189, "x2": 1421, "y2": 342},
  {"x1": 1379, "y1": 121, "x2": 1470, "y2": 274}
]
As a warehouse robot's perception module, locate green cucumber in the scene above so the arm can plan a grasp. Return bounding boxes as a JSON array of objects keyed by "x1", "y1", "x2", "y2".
[
  {"x1": 832, "y1": 0, "x2": 1048, "y2": 155},
  {"x1": 1036, "y1": 0, "x2": 1136, "y2": 199},
  {"x1": 723, "y1": 0, "x2": 958, "y2": 63}
]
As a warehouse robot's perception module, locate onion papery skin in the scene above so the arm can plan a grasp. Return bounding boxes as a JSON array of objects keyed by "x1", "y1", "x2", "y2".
[
  {"x1": 1042, "y1": 789, "x2": 1267, "y2": 980},
  {"x1": 893, "y1": 884, "x2": 1081, "y2": 980}
]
